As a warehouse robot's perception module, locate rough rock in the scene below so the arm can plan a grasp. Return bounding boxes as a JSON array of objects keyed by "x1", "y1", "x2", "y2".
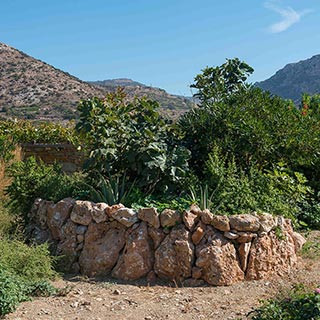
[
  {"x1": 224, "y1": 231, "x2": 239, "y2": 240},
  {"x1": 190, "y1": 204, "x2": 202, "y2": 216},
  {"x1": 183, "y1": 210, "x2": 198, "y2": 231},
  {"x1": 246, "y1": 230, "x2": 297, "y2": 280},
  {"x1": 229, "y1": 214, "x2": 260, "y2": 232},
  {"x1": 106, "y1": 203, "x2": 124, "y2": 218},
  {"x1": 112, "y1": 208, "x2": 138, "y2": 227},
  {"x1": 192, "y1": 223, "x2": 205, "y2": 245},
  {"x1": 291, "y1": 231, "x2": 306, "y2": 252},
  {"x1": 147, "y1": 270, "x2": 157, "y2": 283},
  {"x1": 201, "y1": 209, "x2": 214, "y2": 225},
  {"x1": 192, "y1": 266, "x2": 202, "y2": 279},
  {"x1": 70, "y1": 200, "x2": 94, "y2": 226},
  {"x1": 195, "y1": 226, "x2": 244, "y2": 286},
  {"x1": 154, "y1": 225, "x2": 194, "y2": 281},
  {"x1": 112, "y1": 222, "x2": 154, "y2": 280},
  {"x1": 258, "y1": 213, "x2": 277, "y2": 234},
  {"x1": 160, "y1": 209, "x2": 181, "y2": 228},
  {"x1": 79, "y1": 222, "x2": 126, "y2": 276},
  {"x1": 212, "y1": 215, "x2": 230, "y2": 232},
  {"x1": 138, "y1": 207, "x2": 160, "y2": 228},
  {"x1": 238, "y1": 242, "x2": 251, "y2": 272},
  {"x1": 91, "y1": 202, "x2": 108, "y2": 223},
  {"x1": 183, "y1": 278, "x2": 205, "y2": 287},
  {"x1": 47, "y1": 198, "x2": 75, "y2": 239},
  {"x1": 29, "y1": 198, "x2": 53, "y2": 229},
  {"x1": 76, "y1": 225, "x2": 87, "y2": 235},
  {"x1": 148, "y1": 227, "x2": 166, "y2": 249},
  {"x1": 236, "y1": 232, "x2": 257, "y2": 243}
]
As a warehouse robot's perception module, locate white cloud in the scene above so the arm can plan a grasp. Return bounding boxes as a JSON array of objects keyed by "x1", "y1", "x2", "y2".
[{"x1": 265, "y1": 1, "x2": 312, "y2": 33}]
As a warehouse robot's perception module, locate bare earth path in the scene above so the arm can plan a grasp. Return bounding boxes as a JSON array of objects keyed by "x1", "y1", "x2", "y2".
[{"x1": 4, "y1": 232, "x2": 320, "y2": 320}]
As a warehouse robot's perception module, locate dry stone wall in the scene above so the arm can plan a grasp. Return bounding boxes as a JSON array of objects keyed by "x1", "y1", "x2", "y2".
[{"x1": 28, "y1": 199, "x2": 305, "y2": 286}]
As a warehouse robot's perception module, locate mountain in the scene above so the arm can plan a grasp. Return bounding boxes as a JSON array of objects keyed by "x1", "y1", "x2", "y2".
[
  {"x1": 0, "y1": 42, "x2": 192, "y2": 121},
  {"x1": 256, "y1": 55, "x2": 320, "y2": 102},
  {"x1": 90, "y1": 79, "x2": 194, "y2": 117}
]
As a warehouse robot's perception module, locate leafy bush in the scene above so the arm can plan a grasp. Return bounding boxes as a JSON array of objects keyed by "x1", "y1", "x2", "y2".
[
  {"x1": 6, "y1": 157, "x2": 89, "y2": 223},
  {"x1": 76, "y1": 89, "x2": 190, "y2": 195},
  {"x1": 249, "y1": 285, "x2": 320, "y2": 320},
  {"x1": 0, "y1": 203, "x2": 15, "y2": 239}
]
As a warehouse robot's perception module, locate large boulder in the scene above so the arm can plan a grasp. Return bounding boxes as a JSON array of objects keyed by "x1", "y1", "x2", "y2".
[
  {"x1": 229, "y1": 214, "x2": 260, "y2": 232},
  {"x1": 70, "y1": 200, "x2": 94, "y2": 226},
  {"x1": 195, "y1": 226, "x2": 244, "y2": 286},
  {"x1": 154, "y1": 225, "x2": 194, "y2": 281},
  {"x1": 47, "y1": 198, "x2": 75, "y2": 239},
  {"x1": 79, "y1": 222, "x2": 126, "y2": 276},
  {"x1": 112, "y1": 222, "x2": 154, "y2": 280}
]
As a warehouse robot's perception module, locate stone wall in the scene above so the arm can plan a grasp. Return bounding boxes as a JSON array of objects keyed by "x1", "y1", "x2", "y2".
[
  {"x1": 28, "y1": 199, "x2": 305, "y2": 286},
  {"x1": 21, "y1": 143, "x2": 84, "y2": 173}
]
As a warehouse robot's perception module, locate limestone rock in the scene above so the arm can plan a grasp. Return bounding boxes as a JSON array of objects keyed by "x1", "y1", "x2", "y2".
[
  {"x1": 190, "y1": 204, "x2": 202, "y2": 216},
  {"x1": 236, "y1": 232, "x2": 257, "y2": 243},
  {"x1": 79, "y1": 222, "x2": 126, "y2": 276},
  {"x1": 229, "y1": 214, "x2": 260, "y2": 232},
  {"x1": 195, "y1": 226, "x2": 244, "y2": 286},
  {"x1": 212, "y1": 215, "x2": 230, "y2": 232},
  {"x1": 160, "y1": 209, "x2": 181, "y2": 228},
  {"x1": 30, "y1": 198, "x2": 53, "y2": 229},
  {"x1": 47, "y1": 198, "x2": 75, "y2": 239},
  {"x1": 238, "y1": 242, "x2": 251, "y2": 272},
  {"x1": 183, "y1": 210, "x2": 198, "y2": 231},
  {"x1": 201, "y1": 209, "x2": 214, "y2": 225},
  {"x1": 246, "y1": 230, "x2": 297, "y2": 280},
  {"x1": 183, "y1": 278, "x2": 205, "y2": 287},
  {"x1": 154, "y1": 225, "x2": 194, "y2": 281},
  {"x1": 112, "y1": 222, "x2": 154, "y2": 280},
  {"x1": 258, "y1": 213, "x2": 277, "y2": 234},
  {"x1": 138, "y1": 207, "x2": 160, "y2": 228},
  {"x1": 224, "y1": 231, "x2": 239, "y2": 240},
  {"x1": 91, "y1": 202, "x2": 108, "y2": 224},
  {"x1": 291, "y1": 231, "x2": 306, "y2": 252},
  {"x1": 106, "y1": 203, "x2": 125, "y2": 218},
  {"x1": 192, "y1": 266, "x2": 202, "y2": 279},
  {"x1": 70, "y1": 200, "x2": 93, "y2": 226},
  {"x1": 112, "y1": 208, "x2": 138, "y2": 227},
  {"x1": 148, "y1": 227, "x2": 166, "y2": 249},
  {"x1": 192, "y1": 223, "x2": 205, "y2": 245}
]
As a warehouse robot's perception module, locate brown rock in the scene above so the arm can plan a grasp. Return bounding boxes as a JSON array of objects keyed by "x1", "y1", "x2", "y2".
[
  {"x1": 138, "y1": 207, "x2": 160, "y2": 228},
  {"x1": 192, "y1": 266, "x2": 202, "y2": 279},
  {"x1": 183, "y1": 210, "x2": 198, "y2": 231},
  {"x1": 148, "y1": 227, "x2": 166, "y2": 249},
  {"x1": 160, "y1": 209, "x2": 181, "y2": 228},
  {"x1": 47, "y1": 198, "x2": 75, "y2": 239},
  {"x1": 212, "y1": 215, "x2": 230, "y2": 232},
  {"x1": 154, "y1": 225, "x2": 194, "y2": 281},
  {"x1": 192, "y1": 223, "x2": 205, "y2": 245},
  {"x1": 258, "y1": 213, "x2": 277, "y2": 234},
  {"x1": 224, "y1": 230, "x2": 239, "y2": 240},
  {"x1": 229, "y1": 214, "x2": 260, "y2": 232},
  {"x1": 190, "y1": 203, "x2": 202, "y2": 216},
  {"x1": 236, "y1": 232, "x2": 257, "y2": 243},
  {"x1": 246, "y1": 230, "x2": 297, "y2": 280},
  {"x1": 79, "y1": 222, "x2": 126, "y2": 276},
  {"x1": 238, "y1": 242, "x2": 251, "y2": 272},
  {"x1": 112, "y1": 222, "x2": 154, "y2": 280},
  {"x1": 183, "y1": 278, "x2": 205, "y2": 287},
  {"x1": 291, "y1": 231, "x2": 306, "y2": 252},
  {"x1": 30, "y1": 198, "x2": 53, "y2": 229},
  {"x1": 112, "y1": 208, "x2": 138, "y2": 227},
  {"x1": 91, "y1": 202, "x2": 108, "y2": 223},
  {"x1": 106, "y1": 203, "x2": 125, "y2": 218},
  {"x1": 147, "y1": 270, "x2": 157, "y2": 283},
  {"x1": 70, "y1": 200, "x2": 94, "y2": 226},
  {"x1": 201, "y1": 209, "x2": 214, "y2": 225},
  {"x1": 195, "y1": 226, "x2": 244, "y2": 286}
]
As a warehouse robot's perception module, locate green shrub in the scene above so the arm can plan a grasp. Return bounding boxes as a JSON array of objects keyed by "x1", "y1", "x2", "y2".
[
  {"x1": 249, "y1": 286, "x2": 320, "y2": 320},
  {"x1": 0, "y1": 240, "x2": 57, "y2": 281},
  {"x1": 6, "y1": 157, "x2": 89, "y2": 223}
]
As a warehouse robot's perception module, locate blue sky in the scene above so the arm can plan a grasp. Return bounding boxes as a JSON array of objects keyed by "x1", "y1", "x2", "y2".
[{"x1": 1, "y1": 0, "x2": 319, "y2": 95}]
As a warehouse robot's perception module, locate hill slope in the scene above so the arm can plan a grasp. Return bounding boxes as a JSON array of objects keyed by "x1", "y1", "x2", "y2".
[
  {"x1": 0, "y1": 42, "x2": 192, "y2": 120},
  {"x1": 256, "y1": 55, "x2": 320, "y2": 102}
]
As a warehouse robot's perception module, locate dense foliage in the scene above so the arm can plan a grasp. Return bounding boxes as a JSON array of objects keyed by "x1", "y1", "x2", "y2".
[{"x1": 249, "y1": 285, "x2": 320, "y2": 320}]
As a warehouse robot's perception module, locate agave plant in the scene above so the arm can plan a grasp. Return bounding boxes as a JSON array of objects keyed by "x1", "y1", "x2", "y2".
[{"x1": 188, "y1": 184, "x2": 220, "y2": 211}]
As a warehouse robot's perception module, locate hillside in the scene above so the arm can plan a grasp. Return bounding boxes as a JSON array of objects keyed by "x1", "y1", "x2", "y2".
[
  {"x1": 256, "y1": 54, "x2": 320, "y2": 102},
  {"x1": 0, "y1": 42, "x2": 192, "y2": 121},
  {"x1": 90, "y1": 78, "x2": 194, "y2": 117}
]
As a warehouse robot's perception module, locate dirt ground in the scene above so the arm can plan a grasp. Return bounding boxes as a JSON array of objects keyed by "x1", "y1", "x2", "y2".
[{"x1": 4, "y1": 231, "x2": 320, "y2": 320}]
